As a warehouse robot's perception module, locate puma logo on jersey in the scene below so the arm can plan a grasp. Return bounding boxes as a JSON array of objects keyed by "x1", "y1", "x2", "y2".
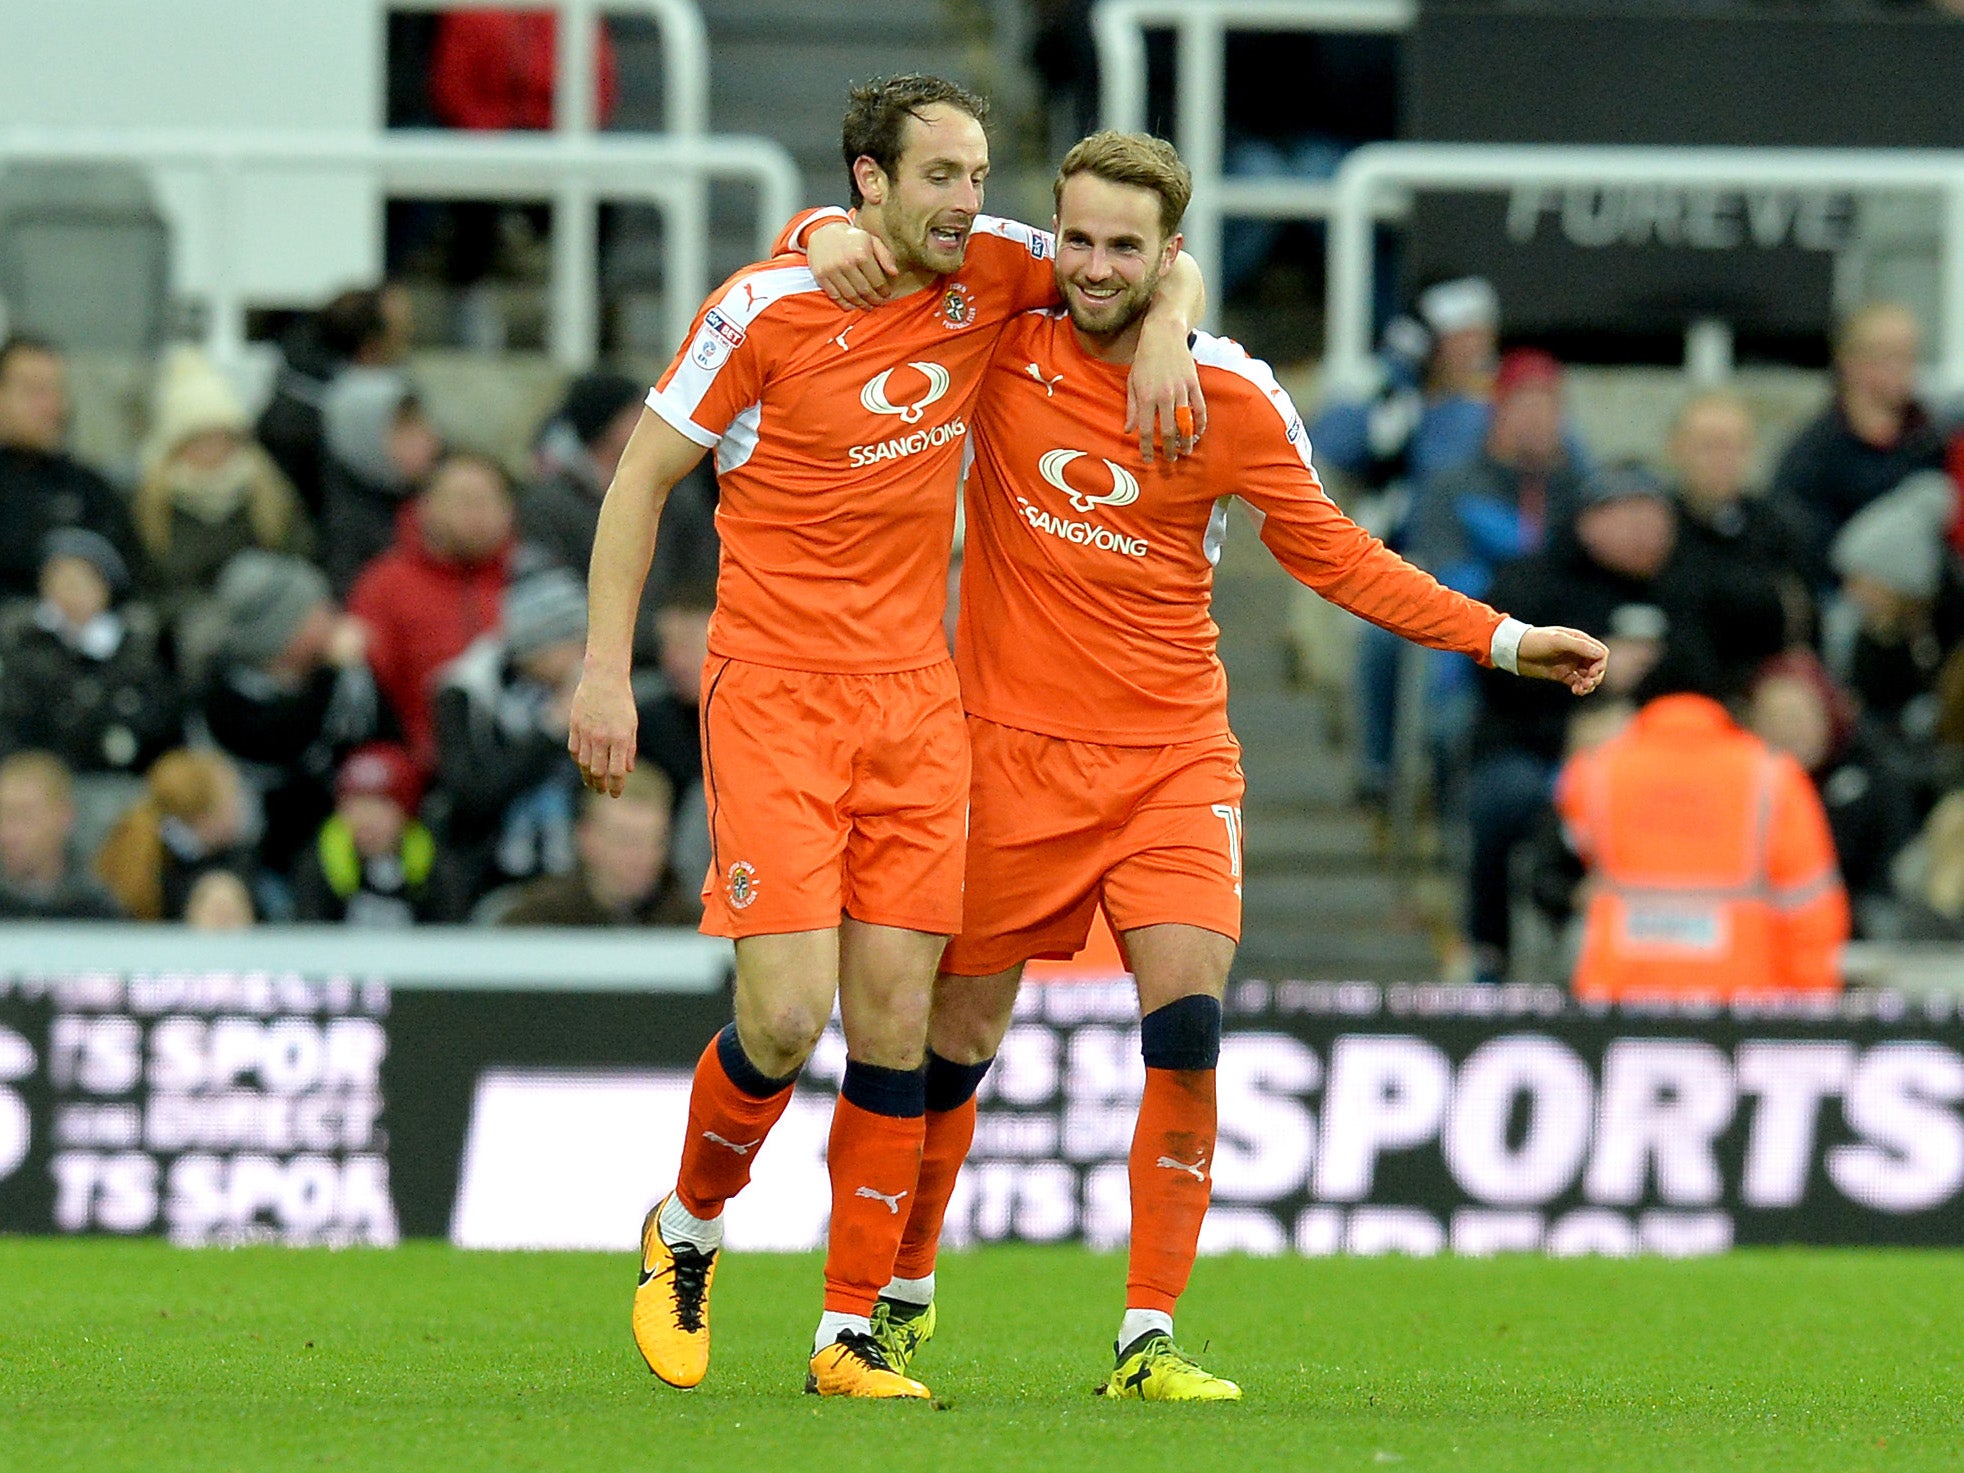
[
  {"x1": 861, "y1": 362, "x2": 951, "y2": 424},
  {"x1": 703, "y1": 1131, "x2": 763, "y2": 1156},
  {"x1": 1039, "y1": 448, "x2": 1140, "y2": 514},
  {"x1": 855, "y1": 1186, "x2": 908, "y2": 1214},
  {"x1": 1156, "y1": 1155, "x2": 1208, "y2": 1183},
  {"x1": 832, "y1": 325, "x2": 854, "y2": 352},
  {"x1": 1025, "y1": 362, "x2": 1063, "y2": 396}
]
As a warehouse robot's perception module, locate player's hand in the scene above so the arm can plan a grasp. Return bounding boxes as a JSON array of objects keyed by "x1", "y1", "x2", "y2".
[
  {"x1": 1517, "y1": 625, "x2": 1609, "y2": 695},
  {"x1": 1127, "y1": 319, "x2": 1206, "y2": 463},
  {"x1": 567, "y1": 667, "x2": 638, "y2": 797},
  {"x1": 806, "y1": 222, "x2": 899, "y2": 310}
]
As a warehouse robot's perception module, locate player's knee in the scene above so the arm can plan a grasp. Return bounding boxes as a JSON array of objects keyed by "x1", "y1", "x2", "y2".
[
  {"x1": 742, "y1": 996, "x2": 829, "y2": 1073},
  {"x1": 929, "y1": 978, "x2": 1017, "y2": 1065}
]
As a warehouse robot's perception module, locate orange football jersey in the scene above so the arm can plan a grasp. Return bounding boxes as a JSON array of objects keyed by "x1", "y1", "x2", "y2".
[
  {"x1": 648, "y1": 218, "x2": 1057, "y2": 674},
  {"x1": 956, "y1": 311, "x2": 1509, "y2": 744}
]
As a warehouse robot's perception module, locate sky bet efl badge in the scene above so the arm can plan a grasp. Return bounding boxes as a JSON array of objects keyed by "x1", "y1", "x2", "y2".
[{"x1": 941, "y1": 281, "x2": 975, "y2": 328}]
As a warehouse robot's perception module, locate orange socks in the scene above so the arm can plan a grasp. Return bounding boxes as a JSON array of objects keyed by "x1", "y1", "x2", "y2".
[
  {"x1": 1126, "y1": 996, "x2": 1222, "y2": 1315},
  {"x1": 673, "y1": 1024, "x2": 798, "y2": 1219},
  {"x1": 823, "y1": 1063, "x2": 926, "y2": 1316},
  {"x1": 891, "y1": 1052, "x2": 993, "y2": 1280}
]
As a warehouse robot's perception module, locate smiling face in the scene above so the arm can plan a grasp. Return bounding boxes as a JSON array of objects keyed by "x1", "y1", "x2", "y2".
[
  {"x1": 854, "y1": 102, "x2": 990, "y2": 280},
  {"x1": 1053, "y1": 172, "x2": 1180, "y2": 347}
]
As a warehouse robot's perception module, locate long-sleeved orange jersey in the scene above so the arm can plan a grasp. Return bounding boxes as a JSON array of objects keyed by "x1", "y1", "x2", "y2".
[
  {"x1": 956, "y1": 311, "x2": 1512, "y2": 745},
  {"x1": 1556, "y1": 693, "x2": 1849, "y2": 1000}
]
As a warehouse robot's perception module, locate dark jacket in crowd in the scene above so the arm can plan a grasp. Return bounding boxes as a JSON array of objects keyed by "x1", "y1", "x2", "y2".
[
  {"x1": 1814, "y1": 721, "x2": 1921, "y2": 916},
  {"x1": 1771, "y1": 400, "x2": 1946, "y2": 587},
  {"x1": 430, "y1": 635, "x2": 581, "y2": 890},
  {"x1": 0, "y1": 869, "x2": 123, "y2": 920},
  {"x1": 633, "y1": 669, "x2": 701, "y2": 799},
  {"x1": 498, "y1": 865, "x2": 699, "y2": 927},
  {"x1": 203, "y1": 661, "x2": 385, "y2": 875},
  {"x1": 0, "y1": 606, "x2": 182, "y2": 776},
  {"x1": 0, "y1": 447, "x2": 137, "y2": 601},
  {"x1": 1473, "y1": 525, "x2": 1725, "y2": 765},
  {"x1": 255, "y1": 327, "x2": 342, "y2": 517},
  {"x1": 290, "y1": 814, "x2": 460, "y2": 925}
]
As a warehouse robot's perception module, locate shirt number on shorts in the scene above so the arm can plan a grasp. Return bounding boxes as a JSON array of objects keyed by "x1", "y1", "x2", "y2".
[{"x1": 1211, "y1": 804, "x2": 1243, "y2": 878}]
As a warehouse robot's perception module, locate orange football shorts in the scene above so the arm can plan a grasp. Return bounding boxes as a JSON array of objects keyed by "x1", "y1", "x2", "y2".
[
  {"x1": 697, "y1": 656, "x2": 969, "y2": 938},
  {"x1": 941, "y1": 717, "x2": 1246, "y2": 977}
]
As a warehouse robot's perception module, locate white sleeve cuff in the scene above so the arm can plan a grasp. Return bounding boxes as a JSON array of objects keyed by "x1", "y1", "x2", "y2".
[
  {"x1": 645, "y1": 387, "x2": 722, "y2": 449},
  {"x1": 1490, "y1": 617, "x2": 1531, "y2": 676},
  {"x1": 794, "y1": 206, "x2": 852, "y2": 250}
]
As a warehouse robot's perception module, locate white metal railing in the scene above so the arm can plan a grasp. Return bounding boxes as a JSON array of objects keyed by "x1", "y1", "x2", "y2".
[
  {"x1": 0, "y1": 128, "x2": 800, "y2": 370},
  {"x1": 0, "y1": 925, "x2": 730, "y2": 992},
  {"x1": 1093, "y1": 0, "x2": 1415, "y2": 329},
  {"x1": 388, "y1": 0, "x2": 712, "y2": 363},
  {"x1": 1326, "y1": 144, "x2": 1964, "y2": 395}
]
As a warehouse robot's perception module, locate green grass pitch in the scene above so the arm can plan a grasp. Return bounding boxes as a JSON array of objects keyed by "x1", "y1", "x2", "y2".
[{"x1": 3, "y1": 1240, "x2": 1960, "y2": 1472}]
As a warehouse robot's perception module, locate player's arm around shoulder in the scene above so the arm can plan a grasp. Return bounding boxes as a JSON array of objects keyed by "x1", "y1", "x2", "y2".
[{"x1": 1128, "y1": 251, "x2": 1207, "y2": 464}]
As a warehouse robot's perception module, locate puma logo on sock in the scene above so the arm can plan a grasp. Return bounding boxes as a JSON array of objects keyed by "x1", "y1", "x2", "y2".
[
  {"x1": 854, "y1": 1186, "x2": 908, "y2": 1214},
  {"x1": 703, "y1": 1131, "x2": 762, "y2": 1156},
  {"x1": 1156, "y1": 1155, "x2": 1208, "y2": 1183}
]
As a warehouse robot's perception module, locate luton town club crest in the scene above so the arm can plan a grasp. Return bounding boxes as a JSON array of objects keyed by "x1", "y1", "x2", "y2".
[
  {"x1": 940, "y1": 281, "x2": 974, "y2": 327},
  {"x1": 727, "y1": 861, "x2": 759, "y2": 909}
]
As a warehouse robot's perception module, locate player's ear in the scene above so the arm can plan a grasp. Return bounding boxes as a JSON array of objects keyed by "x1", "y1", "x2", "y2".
[
  {"x1": 1160, "y1": 230, "x2": 1183, "y2": 274},
  {"x1": 852, "y1": 155, "x2": 888, "y2": 207}
]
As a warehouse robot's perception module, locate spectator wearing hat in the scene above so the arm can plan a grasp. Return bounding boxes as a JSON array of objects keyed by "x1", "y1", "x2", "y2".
[
  {"x1": 1822, "y1": 469, "x2": 1964, "y2": 740},
  {"x1": 292, "y1": 742, "x2": 460, "y2": 926},
  {"x1": 1461, "y1": 460, "x2": 1738, "y2": 980},
  {"x1": 0, "y1": 751, "x2": 123, "y2": 920},
  {"x1": 1309, "y1": 276, "x2": 1502, "y2": 499},
  {"x1": 429, "y1": 568, "x2": 588, "y2": 902},
  {"x1": 132, "y1": 346, "x2": 312, "y2": 630},
  {"x1": 0, "y1": 334, "x2": 137, "y2": 603},
  {"x1": 0, "y1": 530, "x2": 182, "y2": 800},
  {"x1": 1354, "y1": 348, "x2": 1588, "y2": 807},
  {"x1": 347, "y1": 450, "x2": 518, "y2": 769},
  {"x1": 319, "y1": 366, "x2": 445, "y2": 594},
  {"x1": 95, "y1": 747, "x2": 259, "y2": 922},
  {"x1": 498, "y1": 765, "x2": 700, "y2": 927},
  {"x1": 1772, "y1": 302, "x2": 1948, "y2": 590},
  {"x1": 201, "y1": 551, "x2": 385, "y2": 876}
]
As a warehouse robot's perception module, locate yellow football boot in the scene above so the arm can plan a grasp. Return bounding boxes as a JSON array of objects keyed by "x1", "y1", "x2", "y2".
[
  {"x1": 631, "y1": 1196, "x2": 717, "y2": 1388},
  {"x1": 1098, "y1": 1332, "x2": 1242, "y2": 1402},
  {"x1": 868, "y1": 1296, "x2": 937, "y2": 1376},
  {"x1": 806, "y1": 1329, "x2": 932, "y2": 1399}
]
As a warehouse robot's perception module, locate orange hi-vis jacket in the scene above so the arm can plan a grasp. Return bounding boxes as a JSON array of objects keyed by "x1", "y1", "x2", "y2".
[{"x1": 1555, "y1": 694, "x2": 1849, "y2": 1001}]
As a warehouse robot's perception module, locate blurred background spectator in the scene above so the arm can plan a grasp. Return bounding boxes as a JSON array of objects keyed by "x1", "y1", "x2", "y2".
[
  {"x1": 133, "y1": 345, "x2": 312, "y2": 631},
  {"x1": 201, "y1": 551, "x2": 386, "y2": 878},
  {"x1": 319, "y1": 367, "x2": 445, "y2": 594},
  {"x1": 94, "y1": 748, "x2": 258, "y2": 922},
  {"x1": 292, "y1": 741, "x2": 460, "y2": 926},
  {"x1": 347, "y1": 449, "x2": 517, "y2": 769},
  {"x1": 431, "y1": 567, "x2": 588, "y2": 905},
  {"x1": 257, "y1": 284, "x2": 414, "y2": 518},
  {"x1": 181, "y1": 868, "x2": 257, "y2": 929},
  {"x1": 0, "y1": 335, "x2": 135, "y2": 601},
  {"x1": 0, "y1": 751, "x2": 122, "y2": 920},
  {"x1": 499, "y1": 765, "x2": 699, "y2": 926}
]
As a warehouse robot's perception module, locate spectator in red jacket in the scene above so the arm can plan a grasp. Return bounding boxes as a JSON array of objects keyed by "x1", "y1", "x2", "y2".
[
  {"x1": 347, "y1": 451, "x2": 517, "y2": 770},
  {"x1": 429, "y1": 10, "x2": 617, "y2": 132}
]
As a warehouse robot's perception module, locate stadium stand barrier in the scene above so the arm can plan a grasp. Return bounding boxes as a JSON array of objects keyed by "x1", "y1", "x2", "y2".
[
  {"x1": 0, "y1": 129, "x2": 797, "y2": 373},
  {"x1": 1092, "y1": 0, "x2": 1415, "y2": 332}
]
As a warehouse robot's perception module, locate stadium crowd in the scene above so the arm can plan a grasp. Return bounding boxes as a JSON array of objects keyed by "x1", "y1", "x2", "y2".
[
  {"x1": 1315, "y1": 287, "x2": 1964, "y2": 982},
  {"x1": 3, "y1": 267, "x2": 1963, "y2": 981},
  {"x1": 0, "y1": 306, "x2": 712, "y2": 931}
]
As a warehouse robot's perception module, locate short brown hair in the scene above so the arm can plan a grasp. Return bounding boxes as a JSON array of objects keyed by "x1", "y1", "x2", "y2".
[
  {"x1": 842, "y1": 75, "x2": 990, "y2": 208},
  {"x1": 1054, "y1": 131, "x2": 1192, "y2": 241}
]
